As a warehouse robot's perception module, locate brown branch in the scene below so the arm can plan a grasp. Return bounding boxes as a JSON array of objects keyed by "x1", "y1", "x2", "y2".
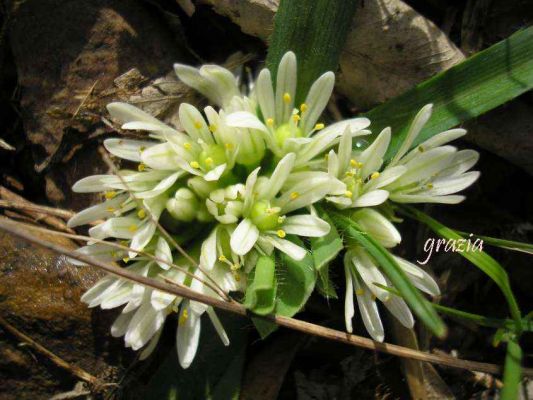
[
  {"x1": 1, "y1": 219, "x2": 530, "y2": 378},
  {"x1": 0, "y1": 199, "x2": 75, "y2": 220},
  {"x1": 0, "y1": 315, "x2": 100, "y2": 386}
]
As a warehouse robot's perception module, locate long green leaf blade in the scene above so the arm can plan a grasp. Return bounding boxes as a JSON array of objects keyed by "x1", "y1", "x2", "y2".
[
  {"x1": 331, "y1": 211, "x2": 447, "y2": 338},
  {"x1": 456, "y1": 231, "x2": 533, "y2": 255},
  {"x1": 364, "y1": 26, "x2": 533, "y2": 159},
  {"x1": 401, "y1": 205, "x2": 522, "y2": 332},
  {"x1": 266, "y1": 0, "x2": 358, "y2": 103}
]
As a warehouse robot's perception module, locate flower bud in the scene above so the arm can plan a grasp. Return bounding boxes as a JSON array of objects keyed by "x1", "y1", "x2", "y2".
[{"x1": 166, "y1": 188, "x2": 198, "y2": 222}]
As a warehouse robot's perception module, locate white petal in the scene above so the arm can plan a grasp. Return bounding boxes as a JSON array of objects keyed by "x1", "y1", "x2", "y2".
[
  {"x1": 263, "y1": 235, "x2": 307, "y2": 260},
  {"x1": 140, "y1": 143, "x2": 182, "y2": 170},
  {"x1": 389, "y1": 104, "x2": 433, "y2": 166},
  {"x1": 275, "y1": 51, "x2": 297, "y2": 123},
  {"x1": 104, "y1": 138, "x2": 155, "y2": 162},
  {"x1": 139, "y1": 327, "x2": 163, "y2": 360},
  {"x1": 151, "y1": 289, "x2": 176, "y2": 310},
  {"x1": 137, "y1": 172, "x2": 182, "y2": 199},
  {"x1": 438, "y1": 149, "x2": 479, "y2": 177},
  {"x1": 351, "y1": 247, "x2": 389, "y2": 301},
  {"x1": 206, "y1": 307, "x2": 230, "y2": 346},
  {"x1": 343, "y1": 256, "x2": 355, "y2": 333},
  {"x1": 230, "y1": 218, "x2": 259, "y2": 256},
  {"x1": 80, "y1": 276, "x2": 115, "y2": 305},
  {"x1": 390, "y1": 193, "x2": 465, "y2": 204},
  {"x1": 155, "y1": 237, "x2": 172, "y2": 270},
  {"x1": 394, "y1": 256, "x2": 440, "y2": 296},
  {"x1": 107, "y1": 102, "x2": 173, "y2": 133},
  {"x1": 67, "y1": 194, "x2": 128, "y2": 228},
  {"x1": 69, "y1": 243, "x2": 124, "y2": 266},
  {"x1": 259, "y1": 152, "x2": 295, "y2": 200},
  {"x1": 125, "y1": 303, "x2": 166, "y2": 351},
  {"x1": 383, "y1": 295, "x2": 414, "y2": 329},
  {"x1": 203, "y1": 163, "x2": 226, "y2": 181},
  {"x1": 89, "y1": 217, "x2": 139, "y2": 240},
  {"x1": 282, "y1": 214, "x2": 330, "y2": 237},
  {"x1": 200, "y1": 227, "x2": 218, "y2": 270},
  {"x1": 129, "y1": 222, "x2": 157, "y2": 258},
  {"x1": 301, "y1": 71, "x2": 335, "y2": 134},
  {"x1": 424, "y1": 171, "x2": 480, "y2": 196},
  {"x1": 243, "y1": 167, "x2": 260, "y2": 214},
  {"x1": 353, "y1": 277, "x2": 384, "y2": 342},
  {"x1": 402, "y1": 128, "x2": 466, "y2": 164},
  {"x1": 256, "y1": 68, "x2": 275, "y2": 121},
  {"x1": 352, "y1": 209, "x2": 401, "y2": 248},
  {"x1": 365, "y1": 166, "x2": 406, "y2": 190},
  {"x1": 176, "y1": 305, "x2": 202, "y2": 369},
  {"x1": 179, "y1": 103, "x2": 213, "y2": 144},
  {"x1": 72, "y1": 175, "x2": 112, "y2": 193},
  {"x1": 353, "y1": 190, "x2": 389, "y2": 207},
  {"x1": 111, "y1": 311, "x2": 134, "y2": 337},
  {"x1": 337, "y1": 128, "x2": 352, "y2": 174},
  {"x1": 225, "y1": 111, "x2": 269, "y2": 133},
  {"x1": 360, "y1": 128, "x2": 391, "y2": 177}
]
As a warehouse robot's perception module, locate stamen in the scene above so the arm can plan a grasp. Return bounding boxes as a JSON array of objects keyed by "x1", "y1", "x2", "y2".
[
  {"x1": 184, "y1": 142, "x2": 192, "y2": 150},
  {"x1": 277, "y1": 229, "x2": 286, "y2": 238},
  {"x1": 122, "y1": 257, "x2": 130, "y2": 263},
  {"x1": 344, "y1": 190, "x2": 353, "y2": 198},
  {"x1": 370, "y1": 172, "x2": 380, "y2": 180},
  {"x1": 290, "y1": 192, "x2": 299, "y2": 200},
  {"x1": 128, "y1": 224, "x2": 138, "y2": 232},
  {"x1": 350, "y1": 159, "x2": 357, "y2": 167},
  {"x1": 266, "y1": 118, "x2": 274, "y2": 127},
  {"x1": 355, "y1": 289, "x2": 364, "y2": 296},
  {"x1": 205, "y1": 157, "x2": 214, "y2": 166},
  {"x1": 233, "y1": 272, "x2": 241, "y2": 282},
  {"x1": 277, "y1": 216, "x2": 286, "y2": 224},
  {"x1": 178, "y1": 308, "x2": 189, "y2": 325},
  {"x1": 292, "y1": 114, "x2": 300, "y2": 123},
  {"x1": 194, "y1": 121, "x2": 202, "y2": 129},
  {"x1": 137, "y1": 163, "x2": 146, "y2": 172},
  {"x1": 418, "y1": 145, "x2": 425, "y2": 152},
  {"x1": 137, "y1": 209, "x2": 146, "y2": 219},
  {"x1": 139, "y1": 146, "x2": 146, "y2": 153},
  {"x1": 190, "y1": 161, "x2": 200, "y2": 169},
  {"x1": 106, "y1": 206, "x2": 115, "y2": 212},
  {"x1": 283, "y1": 92, "x2": 291, "y2": 103},
  {"x1": 225, "y1": 143, "x2": 234, "y2": 150},
  {"x1": 314, "y1": 123, "x2": 325, "y2": 130},
  {"x1": 218, "y1": 255, "x2": 227, "y2": 262},
  {"x1": 345, "y1": 171, "x2": 354, "y2": 177},
  {"x1": 209, "y1": 124, "x2": 217, "y2": 132},
  {"x1": 427, "y1": 183, "x2": 434, "y2": 189},
  {"x1": 230, "y1": 263, "x2": 240, "y2": 271},
  {"x1": 105, "y1": 191, "x2": 117, "y2": 199},
  {"x1": 300, "y1": 103, "x2": 308, "y2": 113}
]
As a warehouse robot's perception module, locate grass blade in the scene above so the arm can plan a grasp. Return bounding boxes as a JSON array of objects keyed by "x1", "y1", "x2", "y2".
[
  {"x1": 456, "y1": 231, "x2": 533, "y2": 255},
  {"x1": 331, "y1": 211, "x2": 447, "y2": 338},
  {"x1": 364, "y1": 26, "x2": 533, "y2": 160},
  {"x1": 400, "y1": 205, "x2": 522, "y2": 332}
]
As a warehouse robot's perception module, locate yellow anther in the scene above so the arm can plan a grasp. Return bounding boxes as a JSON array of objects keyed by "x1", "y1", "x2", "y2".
[
  {"x1": 194, "y1": 121, "x2": 202, "y2": 129},
  {"x1": 106, "y1": 206, "x2": 115, "y2": 212},
  {"x1": 324, "y1": 153, "x2": 329, "y2": 160},
  {"x1": 218, "y1": 255, "x2": 227, "y2": 262},
  {"x1": 111, "y1": 251, "x2": 118, "y2": 258},
  {"x1": 418, "y1": 145, "x2": 425, "y2": 152},
  {"x1": 190, "y1": 161, "x2": 200, "y2": 169},
  {"x1": 355, "y1": 289, "x2": 364, "y2": 296},
  {"x1": 266, "y1": 207, "x2": 274, "y2": 214},
  {"x1": 105, "y1": 191, "x2": 117, "y2": 199},
  {"x1": 122, "y1": 257, "x2": 130, "y2": 263},
  {"x1": 350, "y1": 159, "x2": 357, "y2": 167},
  {"x1": 277, "y1": 229, "x2": 286, "y2": 238},
  {"x1": 290, "y1": 192, "x2": 299, "y2": 200},
  {"x1": 209, "y1": 124, "x2": 217, "y2": 132},
  {"x1": 139, "y1": 146, "x2": 146, "y2": 152},
  {"x1": 205, "y1": 157, "x2": 214, "y2": 166},
  {"x1": 225, "y1": 143, "x2": 234, "y2": 150},
  {"x1": 345, "y1": 171, "x2": 354, "y2": 177},
  {"x1": 283, "y1": 92, "x2": 291, "y2": 103},
  {"x1": 277, "y1": 216, "x2": 286, "y2": 224},
  {"x1": 137, "y1": 163, "x2": 146, "y2": 172},
  {"x1": 371, "y1": 294, "x2": 377, "y2": 301},
  {"x1": 356, "y1": 161, "x2": 364, "y2": 169},
  {"x1": 179, "y1": 309, "x2": 189, "y2": 325},
  {"x1": 137, "y1": 209, "x2": 146, "y2": 219},
  {"x1": 344, "y1": 190, "x2": 353, "y2": 198},
  {"x1": 300, "y1": 103, "x2": 308, "y2": 113},
  {"x1": 266, "y1": 118, "x2": 274, "y2": 127},
  {"x1": 184, "y1": 142, "x2": 192, "y2": 150},
  {"x1": 231, "y1": 263, "x2": 240, "y2": 271},
  {"x1": 314, "y1": 123, "x2": 325, "y2": 130},
  {"x1": 356, "y1": 178, "x2": 363, "y2": 184},
  {"x1": 292, "y1": 114, "x2": 300, "y2": 123},
  {"x1": 120, "y1": 240, "x2": 129, "y2": 246},
  {"x1": 370, "y1": 171, "x2": 380, "y2": 180},
  {"x1": 128, "y1": 224, "x2": 138, "y2": 232},
  {"x1": 427, "y1": 183, "x2": 434, "y2": 189},
  {"x1": 234, "y1": 272, "x2": 241, "y2": 282}
]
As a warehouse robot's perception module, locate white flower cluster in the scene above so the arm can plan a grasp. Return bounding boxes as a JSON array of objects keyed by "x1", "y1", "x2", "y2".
[{"x1": 69, "y1": 52, "x2": 480, "y2": 366}]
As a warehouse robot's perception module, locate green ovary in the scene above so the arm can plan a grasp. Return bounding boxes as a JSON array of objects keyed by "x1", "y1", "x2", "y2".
[
  {"x1": 250, "y1": 201, "x2": 280, "y2": 231},
  {"x1": 274, "y1": 123, "x2": 303, "y2": 148},
  {"x1": 199, "y1": 144, "x2": 226, "y2": 170}
]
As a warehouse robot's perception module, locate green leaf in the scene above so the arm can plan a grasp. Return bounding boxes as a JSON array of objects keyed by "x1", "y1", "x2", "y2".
[
  {"x1": 456, "y1": 231, "x2": 533, "y2": 255},
  {"x1": 501, "y1": 337, "x2": 523, "y2": 400},
  {"x1": 244, "y1": 255, "x2": 277, "y2": 316},
  {"x1": 311, "y1": 208, "x2": 344, "y2": 271},
  {"x1": 400, "y1": 205, "x2": 522, "y2": 332},
  {"x1": 266, "y1": 0, "x2": 358, "y2": 103},
  {"x1": 316, "y1": 265, "x2": 338, "y2": 300},
  {"x1": 364, "y1": 26, "x2": 533, "y2": 160},
  {"x1": 432, "y1": 303, "x2": 533, "y2": 332},
  {"x1": 144, "y1": 313, "x2": 248, "y2": 400},
  {"x1": 331, "y1": 211, "x2": 447, "y2": 338},
  {"x1": 253, "y1": 237, "x2": 317, "y2": 338}
]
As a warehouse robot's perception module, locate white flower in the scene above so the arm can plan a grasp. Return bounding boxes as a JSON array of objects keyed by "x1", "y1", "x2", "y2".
[
  {"x1": 227, "y1": 153, "x2": 338, "y2": 260},
  {"x1": 384, "y1": 105, "x2": 480, "y2": 204},
  {"x1": 342, "y1": 209, "x2": 440, "y2": 341}
]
